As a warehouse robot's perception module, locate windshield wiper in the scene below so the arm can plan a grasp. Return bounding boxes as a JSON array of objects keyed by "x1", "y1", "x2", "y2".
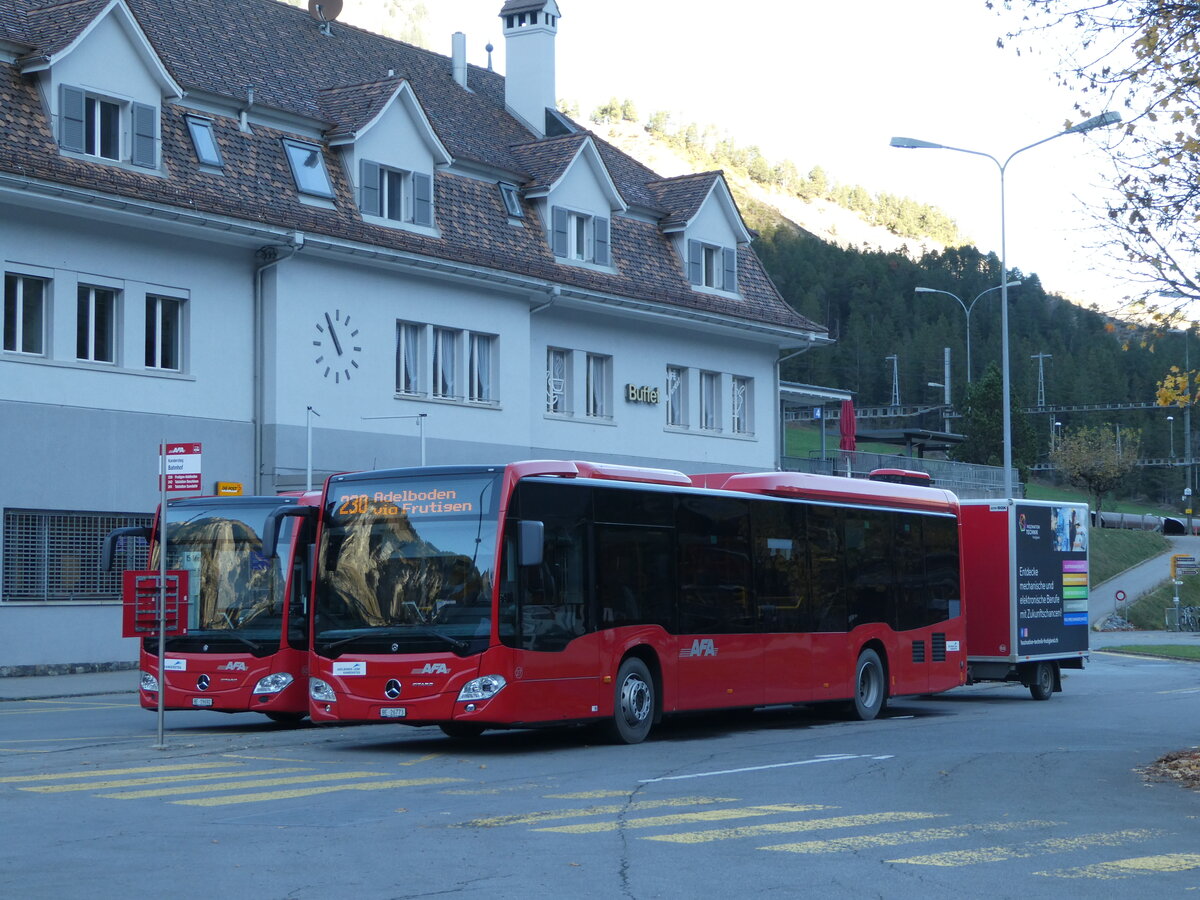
[{"x1": 322, "y1": 627, "x2": 468, "y2": 655}]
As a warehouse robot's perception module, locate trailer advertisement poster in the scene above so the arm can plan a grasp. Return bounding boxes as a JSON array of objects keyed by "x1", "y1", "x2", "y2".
[{"x1": 1014, "y1": 503, "x2": 1089, "y2": 655}]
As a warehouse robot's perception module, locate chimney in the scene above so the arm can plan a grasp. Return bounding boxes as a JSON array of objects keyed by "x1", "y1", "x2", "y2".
[
  {"x1": 500, "y1": 1, "x2": 560, "y2": 137},
  {"x1": 452, "y1": 32, "x2": 468, "y2": 89}
]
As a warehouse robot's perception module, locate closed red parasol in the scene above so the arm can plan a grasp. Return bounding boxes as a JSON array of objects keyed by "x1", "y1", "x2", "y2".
[{"x1": 839, "y1": 399, "x2": 857, "y2": 451}]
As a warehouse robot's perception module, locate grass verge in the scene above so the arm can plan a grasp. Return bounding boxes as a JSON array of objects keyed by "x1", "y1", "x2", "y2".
[{"x1": 1102, "y1": 645, "x2": 1200, "y2": 661}]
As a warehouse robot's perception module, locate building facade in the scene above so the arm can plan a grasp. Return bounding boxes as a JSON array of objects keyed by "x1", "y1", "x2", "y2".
[{"x1": 0, "y1": 0, "x2": 826, "y2": 671}]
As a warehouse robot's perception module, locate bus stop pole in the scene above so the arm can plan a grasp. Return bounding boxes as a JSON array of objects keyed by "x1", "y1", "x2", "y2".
[{"x1": 155, "y1": 439, "x2": 167, "y2": 749}]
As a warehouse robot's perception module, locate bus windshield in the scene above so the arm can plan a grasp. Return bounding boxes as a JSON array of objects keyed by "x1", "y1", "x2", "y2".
[
  {"x1": 314, "y1": 472, "x2": 500, "y2": 657},
  {"x1": 150, "y1": 499, "x2": 297, "y2": 647}
]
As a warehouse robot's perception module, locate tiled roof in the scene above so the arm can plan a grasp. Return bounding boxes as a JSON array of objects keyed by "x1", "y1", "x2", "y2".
[
  {"x1": 319, "y1": 77, "x2": 406, "y2": 138},
  {"x1": 647, "y1": 172, "x2": 723, "y2": 230},
  {"x1": 2, "y1": 0, "x2": 824, "y2": 338}
]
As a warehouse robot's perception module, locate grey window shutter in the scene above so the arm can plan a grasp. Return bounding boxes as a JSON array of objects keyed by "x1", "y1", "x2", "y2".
[
  {"x1": 412, "y1": 172, "x2": 433, "y2": 226},
  {"x1": 723, "y1": 246, "x2": 738, "y2": 291},
  {"x1": 131, "y1": 103, "x2": 157, "y2": 167},
  {"x1": 360, "y1": 160, "x2": 381, "y2": 216},
  {"x1": 60, "y1": 85, "x2": 85, "y2": 152},
  {"x1": 551, "y1": 206, "x2": 569, "y2": 257},
  {"x1": 593, "y1": 216, "x2": 610, "y2": 266},
  {"x1": 687, "y1": 239, "x2": 702, "y2": 285}
]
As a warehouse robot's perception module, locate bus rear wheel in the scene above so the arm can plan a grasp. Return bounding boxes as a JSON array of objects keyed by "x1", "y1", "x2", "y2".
[
  {"x1": 606, "y1": 657, "x2": 654, "y2": 744},
  {"x1": 852, "y1": 649, "x2": 886, "y2": 721}
]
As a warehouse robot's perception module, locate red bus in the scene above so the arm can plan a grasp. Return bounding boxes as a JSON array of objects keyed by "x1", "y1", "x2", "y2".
[
  {"x1": 103, "y1": 492, "x2": 319, "y2": 723},
  {"x1": 306, "y1": 460, "x2": 965, "y2": 743}
]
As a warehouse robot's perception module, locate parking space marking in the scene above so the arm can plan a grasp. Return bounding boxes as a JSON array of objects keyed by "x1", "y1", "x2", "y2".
[
  {"x1": 644, "y1": 811, "x2": 943, "y2": 844},
  {"x1": 0, "y1": 762, "x2": 236, "y2": 783},
  {"x1": 173, "y1": 776, "x2": 464, "y2": 806},
  {"x1": 639, "y1": 754, "x2": 862, "y2": 783},
  {"x1": 760, "y1": 820, "x2": 1061, "y2": 854},
  {"x1": 538, "y1": 804, "x2": 832, "y2": 834},
  {"x1": 98, "y1": 771, "x2": 384, "y2": 800},
  {"x1": 456, "y1": 797, "x2": 739, "y2": 828},
  {"x1": 21, "y1": 767, "x2": 313, "y2": 793},
  {"x1": 1036, "y1": 853, "x2": 1200, "y2": 879},
  {"x1": 888, "y1": 829, "x2": 1162, "y2": 866}
]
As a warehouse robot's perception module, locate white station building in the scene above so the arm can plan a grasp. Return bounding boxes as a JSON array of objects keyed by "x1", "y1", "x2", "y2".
[{"x1": 0, "y1": 0, "x2": 828, "y2": 672}]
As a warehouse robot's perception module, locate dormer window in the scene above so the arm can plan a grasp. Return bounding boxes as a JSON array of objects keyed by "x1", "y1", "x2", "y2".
[
  {"x1": 687, "y1": 240, "x2": 738, "y2": 293},
  {"x1": 186, "y1": 116, "x2": 223, "y2": 167},
  {"x1": 360, "y1": 161, "x2": 433, "y2": 227},
  {"x1": 58, "y1": 85, "x2": 157, "y2": 168},
  {"x1": 551, "y1": 206, "x2": 610, "y2": 266},
  {"x1": 283, "y1": 139, "x2": 334, "y2": 198},
  {"x1": 499, "y1": 182, "x2": 524, "y2": 218}
]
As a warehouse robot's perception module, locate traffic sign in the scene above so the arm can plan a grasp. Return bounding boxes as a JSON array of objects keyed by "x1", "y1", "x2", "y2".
[
  {"x1": 160, "y1": 442, "x2": 202, "y2": 491},
  {"x1": 1171, "y1": 554, "x2": 1198, "y2": 578}
]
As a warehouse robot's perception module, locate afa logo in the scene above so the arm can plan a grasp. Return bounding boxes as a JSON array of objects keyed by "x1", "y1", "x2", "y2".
[
  {"x1": 411, "y1": 662, "x2": 450, "y2": 675},
  {"x1": 679, "y1": 638, "x2": 717, "y2": 658}
]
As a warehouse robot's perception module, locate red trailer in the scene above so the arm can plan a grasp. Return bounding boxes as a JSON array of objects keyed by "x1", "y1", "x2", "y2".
[{"x1": 960, "y1": 499, "x2": 1090, "y2": 699}]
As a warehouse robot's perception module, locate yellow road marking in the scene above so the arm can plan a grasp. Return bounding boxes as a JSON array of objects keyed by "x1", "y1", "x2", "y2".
[
  {"x1": 23, "y1": 768, "x2": 313, "y2": 793},
  {"x1": 173, "y1": 777, "x2": 465, "y2": 806},
  {"x1": 540, "y1": 804, "x2": 833, "y2": 834},
  {"x1": 761, "y1": 820, "x2": 1061, "y2": 853},
  {"x1": 398, "y1": 754, "x2": 442, "y2": 766},
  {"x1": 646, "y1": 811, "x2": 943, "y2": 844},
  {"x1": 889, "y1": 829, "x2": 1162, "y2": 866},
  {"x1": 1037, "y1": 853, "x2": 1200, "y2": 879},
  {"x1": 99, "y1": 771, "x2": 381, "y2": 799},
  {"x1": 546, "y1": 791, "x2": 635, "y2": 800},
  {"x1": 0, "y1": 762, "x2": 236, "y2": 784},
  {"x1": 458, "y1": 797, "x2": 740, "y2": 828},
  {"x1": 0, "y1": 702, "x2": 140, "y2": 714}
]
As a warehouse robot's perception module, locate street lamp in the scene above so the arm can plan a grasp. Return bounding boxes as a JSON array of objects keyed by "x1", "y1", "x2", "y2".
[
  {"x1": 362, "y1": 413, "x2": 428, "y2": 466},
  {"x1": 1168, "y1": 415, "x2": 1176, "y2": 458},
  {"x1": 914, "y1": 282, "x2": 1021, "y2": 382},
  {"x1": 891, "y1": 109, "x2": 1122, "y2": 500}
]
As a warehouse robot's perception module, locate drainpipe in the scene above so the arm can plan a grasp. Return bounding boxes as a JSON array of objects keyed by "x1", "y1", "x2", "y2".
[
  {"x1": 253, "y1": 233, "x2": 303, "y2": 492},
  {"x1": 775, "y1": 338, "x2": 814, "y2": 471},
  {"x1": 530, "y1": 284, "x2": 560, "y2": 314}
]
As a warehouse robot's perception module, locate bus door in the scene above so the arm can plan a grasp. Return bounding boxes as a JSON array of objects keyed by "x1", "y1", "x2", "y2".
[
  {"x1": 502, "y1": 516, "x2": 599, "y2": 723},
  {"x1": 673, "y1": 497, "x2": 764, "y2": 712}
]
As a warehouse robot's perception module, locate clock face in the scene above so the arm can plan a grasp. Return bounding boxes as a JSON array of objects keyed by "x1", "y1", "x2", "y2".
[{"x1": 313, "y1": 309, "x2": 362, "y2": 383}]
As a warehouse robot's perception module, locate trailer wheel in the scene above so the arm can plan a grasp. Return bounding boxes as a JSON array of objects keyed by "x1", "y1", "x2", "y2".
[
  {"x1": 606, "y1": 657, "x2": 655, "y2": 744},
  {"x1": 852, "y1": 649, "x2": 886, "y2": 721},
  {"x1": 1029, "y1": 661, "x2": 1055, "y2": 701}
]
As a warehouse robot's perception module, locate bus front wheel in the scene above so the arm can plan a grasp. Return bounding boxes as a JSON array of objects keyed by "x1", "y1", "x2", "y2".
[
  {"x1": 606, "y1": 657, "x2": 655, "y2": 744},
  {"x1": 852, "y1": 649, "x2": 886, "y2": 721}
]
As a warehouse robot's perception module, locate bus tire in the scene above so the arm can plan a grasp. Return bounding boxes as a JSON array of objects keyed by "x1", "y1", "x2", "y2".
[
  {"x1": 606, "y1": 657, "x2": 655, "y2": 744},
  {"x1": 1029, "y1": 661, "x2": 1055, "y2": 701},
  {"x1": 264, "y1": 711, "x2": 306, "y2": 725},
  {"x1": 852, "y1": 649, "x2": 886, "y2": 721},
  {"x1": 440, "y1": 722, "x2": 486, "y2": 740}
]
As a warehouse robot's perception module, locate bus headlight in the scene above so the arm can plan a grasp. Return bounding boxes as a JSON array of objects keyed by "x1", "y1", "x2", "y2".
[
  {"x1": 457, "y1": 674, "x2": 507, "y2": 702},
  {"x1": 253, "y1": 673, "x2": 294, "y2": 695},
  {"x1": 140, "y1": 672, "x2": 159, "y2": 692},
  {"x1": 310, "y1": 677, "x2": 336, "y2": 702}
]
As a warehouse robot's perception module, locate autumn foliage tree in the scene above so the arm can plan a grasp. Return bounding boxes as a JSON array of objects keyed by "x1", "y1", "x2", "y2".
[
  {"x1": 995, "y1": 1, "x2": 1200, "y2": 320},
  {"x1": 1050, "y1": 424, "x2": 1141, "y2": 515}
]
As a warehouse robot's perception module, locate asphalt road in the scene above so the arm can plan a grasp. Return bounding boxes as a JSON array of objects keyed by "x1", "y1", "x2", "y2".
[{"x1": 2, "y1": 647, "x2": 1198, "y2": 900}]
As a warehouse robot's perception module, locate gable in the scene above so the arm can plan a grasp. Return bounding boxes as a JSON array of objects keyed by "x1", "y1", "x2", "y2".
[{"x1": 542, "y1": 137, "x2": 626, "y2": 214}]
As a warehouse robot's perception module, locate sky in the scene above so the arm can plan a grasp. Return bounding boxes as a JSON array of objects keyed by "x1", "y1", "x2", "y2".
[{"x1": 342, "y1": 1, "x2": 1130, "y2": 309}]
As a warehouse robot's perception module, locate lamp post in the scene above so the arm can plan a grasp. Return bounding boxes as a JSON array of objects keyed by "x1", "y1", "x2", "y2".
[
  {"x1": 362, "y1": 413, "x2": 428, "y2": 466},
  {"x1": 1168, "y1": 415, "x2": 1176, "y2": 458},
  {"x1": 914, "y1": 282, "x2": 1020, "y2": 383},
  {"x1": 892, "y1": 109, "x2": 1121, "y2": 500}
]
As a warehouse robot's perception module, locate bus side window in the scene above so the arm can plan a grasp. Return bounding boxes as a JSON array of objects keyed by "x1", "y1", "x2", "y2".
[{"x1": 518, "y1": 519, "x2": 587, "y2": 652}]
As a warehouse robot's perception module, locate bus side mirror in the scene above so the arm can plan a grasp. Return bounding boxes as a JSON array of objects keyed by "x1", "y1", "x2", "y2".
[
  {"x1": 100, "y1": 526, "x2": 152, "y2": 571},
  {"x1": 517, "y1": 520, "x2": 544, "y2": 567},
  {"x1": 262, "y1": 505, "x2": 317, "y2": 558}
]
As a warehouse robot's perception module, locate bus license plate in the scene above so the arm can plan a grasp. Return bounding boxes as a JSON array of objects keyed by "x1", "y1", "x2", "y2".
[
  {"x1": 192, "y1": 698, "x2": 213, "y2": 707},
  {"x1": 380, "y1": 707, "x2": 406, "y2": 718}
]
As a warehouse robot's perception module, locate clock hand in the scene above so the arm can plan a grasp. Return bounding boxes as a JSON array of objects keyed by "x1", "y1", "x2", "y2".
[{"x1": 324, "y1": 312, "x2": 343, "y2": 356}]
